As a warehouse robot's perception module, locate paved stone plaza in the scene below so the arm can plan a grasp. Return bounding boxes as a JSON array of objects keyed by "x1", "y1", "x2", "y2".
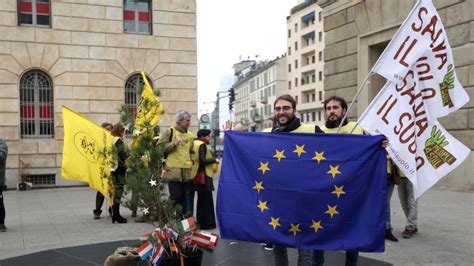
[{"x1": 0, "y1": 184, "x2": 472, "y2": 265}]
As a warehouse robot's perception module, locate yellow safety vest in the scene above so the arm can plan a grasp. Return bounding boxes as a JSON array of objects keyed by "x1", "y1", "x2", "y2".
[
  {"x1": 191, "y1": 140, "x2": 215, "y2": 178},
  {"x1": 165, "y1": 128, "x2": 194, "y2": 169},
  {"x1": 262, "y1": 124, "x2": 317, "y2": 133},
  {"x1": 320, "y1": 121, "x2": 365, "y2": 135}
]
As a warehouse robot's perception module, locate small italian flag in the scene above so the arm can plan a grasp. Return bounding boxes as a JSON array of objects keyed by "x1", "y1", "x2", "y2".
[{"x1": 177, "y1": 217, "x2": 196, "y2": 232}]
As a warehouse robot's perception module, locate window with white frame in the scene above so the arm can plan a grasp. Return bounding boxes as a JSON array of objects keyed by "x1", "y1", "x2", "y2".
[
  {"x1": 123, "y1": 0, "x2": 152, "y2": 34},
  {"x1": 18, "y1": 0, "x2": 50, "y2": 26}
]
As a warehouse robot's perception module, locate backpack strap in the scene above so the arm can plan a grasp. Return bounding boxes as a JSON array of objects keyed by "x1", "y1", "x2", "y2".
[{"x1": 169, "y1": 127, "x2": 174, "y2": 142}]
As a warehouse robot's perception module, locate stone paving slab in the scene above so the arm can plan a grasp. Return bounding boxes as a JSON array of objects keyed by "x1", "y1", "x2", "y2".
[{"x1": 0, "y1": 186, "x2": 473, "y2": 265}]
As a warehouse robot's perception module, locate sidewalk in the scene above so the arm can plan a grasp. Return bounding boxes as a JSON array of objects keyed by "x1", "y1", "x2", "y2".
[{"x1": 0, "y1": 186, "x2": 473, "y2": 265}]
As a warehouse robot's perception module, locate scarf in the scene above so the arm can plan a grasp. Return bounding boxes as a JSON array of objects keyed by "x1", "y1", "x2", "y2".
[
  {"x1": 272, "y1": 116, "x2": 301, "y2": 132},
  {"x1": 195, "y1": 137, "x2": 209, "y2": 144}
]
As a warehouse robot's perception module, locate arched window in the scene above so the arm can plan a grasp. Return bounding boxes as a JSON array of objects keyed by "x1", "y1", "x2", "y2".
[
  {"x1": 20, "y1": 69, "x2": 54, "y2": 138},
  {"x1": 125, "y1": 73, "x2": 154, "y2": 117}
]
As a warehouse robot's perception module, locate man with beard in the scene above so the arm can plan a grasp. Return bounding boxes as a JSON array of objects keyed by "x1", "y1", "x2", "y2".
[
  {"x1": 320, "y1": 96, "x2": 365, "y2": 134},
  {"x1": 263, "y1": 94, "x2": 323, "y2": 266},
  {"x1": 315, "y1": 96, "x2": 364, "y2": 265}
]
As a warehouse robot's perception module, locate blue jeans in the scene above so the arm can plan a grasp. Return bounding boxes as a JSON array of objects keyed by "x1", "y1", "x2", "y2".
[
  {"x1": 386, "y1": 177, "x2": 395, "y2": 230},
  {"x1": 273, "y1": 245, "x2": 313, "y2": 266},
  {"x1": 313, "y1": 250, "x2": 359, "y2": 266}
]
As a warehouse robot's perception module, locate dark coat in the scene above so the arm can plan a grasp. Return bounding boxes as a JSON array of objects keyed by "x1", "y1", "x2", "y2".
[{"x1": 0, "y1": 139, "x2": 7, "y2": 186}]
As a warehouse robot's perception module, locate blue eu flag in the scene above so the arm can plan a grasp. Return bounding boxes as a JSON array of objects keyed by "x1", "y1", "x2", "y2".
[{"x1": 217, "y1": 131, "x2": 387, "y2": 252}]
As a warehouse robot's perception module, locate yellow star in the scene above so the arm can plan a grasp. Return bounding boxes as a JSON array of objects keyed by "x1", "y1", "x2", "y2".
[
  {"x1": 253, "y1": 181, "x2": 264, "y2": 193},
  {"x1": 312, "y1": 151, "x2": 326, "y2": 164},
  {"x1": 331, "y1": 185, "x2": 346, "y2": 198},
  {"x1": 325, "y1": 205, "x2": 339, "y2": 218},
  {"x1": 273, "y1": 150, "x2": 286, "y2": 162},
  {"x1": 327, "y1": 164, "x2": 341, "y2": 178},
  {"x1": 288, "y1": 223, "x2": 302, "y2": 235},
  {"x1": 269, "y1": 217, "x2": 282, "y2": 230},
  {"x1": 293, "y1": 144, "x2": 306, "y2": 157},
  {"x1": 258, "y1": 161, "x2": 270, "y2": 175},
  {"x1": 309, "y1": 220, "x2": 324, "y2": 233},
  {"x1": 257, "y1": 200, "x2": 269, "y2": 212}
]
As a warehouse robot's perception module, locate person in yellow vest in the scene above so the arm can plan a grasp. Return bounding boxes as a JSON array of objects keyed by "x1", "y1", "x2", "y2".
[
  {"x1": 110, "y1": 123, "x2": 129, "y2": 224},
  {"x1": 320, "y1": 96, "x2": 397, "y2": 244},
  {"x1": 317, "y1": 96, "x2": 393, "y2": 265},
  {"x1": 265, "y1": 94, "x2": 323, "y2": 266},
  {"x1": 313, "y1": 96, "x2": 363, "y2": 265},
  {"x1": 191, "y1": 129, "x2": 219, "y2": 229},
  {"x1": 158, "y1": 110, "x2": 194, "y2": 216}
]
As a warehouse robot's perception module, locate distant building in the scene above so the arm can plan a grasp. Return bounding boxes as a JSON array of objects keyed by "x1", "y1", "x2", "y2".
[
  {"x1": 233, "y1": 56, "x2": 287, "y2": 132},
  {"x1": 286, "y1": 0, "x2": 325, "y2": 125},
  {"x1": 319, "y1": 0, "x2": 473, "y2": 190},
  {"x1": 0, "y1": 0, "x2": 197, "y2": 188}
]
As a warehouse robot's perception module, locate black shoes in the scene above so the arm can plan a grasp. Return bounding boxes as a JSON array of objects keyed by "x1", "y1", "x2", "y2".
[
  {"x1": 0, "y1": 224, "x2": 6, "y2": 232},
  {"x1": 112, "y1": 215, "x2": 127, "y2": 224},
  {"x1": 111, "y1": 205, "x2": 127, "y2": 224},
  {"x1": 402, "y1": 227, "x2": 417, "y2": 238},
  {"x1": 385, "y1": 229, "x2": 398, "y2": 242},
  {"x1": 93, "y1": 210, "x2": 102, "y2": 220}
]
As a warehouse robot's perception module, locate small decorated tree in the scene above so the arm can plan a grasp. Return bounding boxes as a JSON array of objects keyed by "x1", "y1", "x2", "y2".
[{"x1": 117, "y1": 72, "x2": 218, "y2": 265}]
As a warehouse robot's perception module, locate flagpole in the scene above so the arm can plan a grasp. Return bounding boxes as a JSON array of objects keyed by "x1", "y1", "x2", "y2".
[{"x1": 336, "y1": 71, "x2": 373, "y2": 133}]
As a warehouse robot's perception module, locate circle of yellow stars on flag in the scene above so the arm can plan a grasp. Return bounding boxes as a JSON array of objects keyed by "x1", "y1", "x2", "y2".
[{"x1": 252, "y1": 143, "x2": 348, "y2": 237}]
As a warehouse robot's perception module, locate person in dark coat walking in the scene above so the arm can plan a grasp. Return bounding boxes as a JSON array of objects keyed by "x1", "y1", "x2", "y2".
[
  {"x1": 0, "y1": 138, "x2": 8, "y2": 232},
  {"x1": 191, "y1": 129, "x2": 218, "y2": 230},
  {"x1": 93, "y1": 122, "x2": 113, "y2": 219},
  {"x1": 110, "y1": 123, "x2": 129, "y2": 224}
]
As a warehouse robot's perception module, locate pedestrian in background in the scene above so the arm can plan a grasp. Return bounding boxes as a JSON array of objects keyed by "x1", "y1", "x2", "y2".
[
  {"x1": 398, "y1": 176, "x2": 418, "y2": 238},
  {"x1": 0, "y1": 138, "x2": 8, "y2": 232},
  {"x1": 191, "y1": 129, "x2": 219, "y2": 230},
  {"x1": 93, "y1": 122, "x2": 113, "y2": 219},
  {"x1": 110, "y1": 123, "x2": 129, "y2": 224}
]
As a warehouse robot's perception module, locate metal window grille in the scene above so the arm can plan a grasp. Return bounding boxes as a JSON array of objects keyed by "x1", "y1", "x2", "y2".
[
  {"x1": 25, "y1": 174, "x2": 56, "y2": 187},
  {"x1": 124, "y1": 73, "x2": 153, "y2": 135},
  {"x1": 20, "y1": 70, "x2": 54, "y2": 139},
  {"x1": 18, "y1": 0, "x2": 51, "y2": 27},
  {"x1": 123, "y1": 0, "x2": 152, "y2": 34}
]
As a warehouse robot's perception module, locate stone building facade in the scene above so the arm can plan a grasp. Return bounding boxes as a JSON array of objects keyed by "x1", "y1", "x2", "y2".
[
  {"x1": 233, "y1": 56, "x2": 288, "y2": 132},
  {"x1": 287, "y1": 1, "x2": 325, "y2": 126},
  {"x1": 0, "y1": 0, "x2": 197, "y2": 188},
  {"x1": 319, "y1": 0, "x2": 472, "y2": 190}
]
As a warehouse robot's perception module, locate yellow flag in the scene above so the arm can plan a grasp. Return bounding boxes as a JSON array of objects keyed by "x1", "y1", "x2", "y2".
[
  {"x1": 134, "y1": 71, "x2": 164, "y2": 136},
  {"x1": 61, "y1": 105, "x2": 114, "y2": 204}
]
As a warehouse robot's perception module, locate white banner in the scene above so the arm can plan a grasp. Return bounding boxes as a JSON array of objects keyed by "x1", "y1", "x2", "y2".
[
  {"x1": 372, "y1": 0, "x2": 469, "y2": 117},
  {"x1": 359, "y1": 81, "x2": 470, "y2": 198}
]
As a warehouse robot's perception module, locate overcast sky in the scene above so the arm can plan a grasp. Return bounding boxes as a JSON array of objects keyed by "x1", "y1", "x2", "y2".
[{"x1": 196, "y1": 0, "x2": 298, "y2": 116}]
